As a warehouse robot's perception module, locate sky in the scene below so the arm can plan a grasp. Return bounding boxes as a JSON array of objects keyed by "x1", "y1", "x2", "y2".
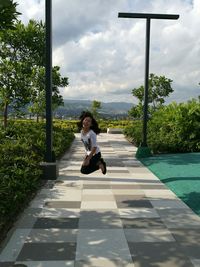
[{"x1": 16, "y1": 0, "x2": 200, "y2": 104}]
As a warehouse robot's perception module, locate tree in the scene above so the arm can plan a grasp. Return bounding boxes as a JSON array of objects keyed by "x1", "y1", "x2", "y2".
[
  {"x1": 29, "y1": 66, "x2": 68, "y2": 121},
  {"x1": 91, "y1": 100, "x2": 101, "y2": 118},
  {"x1": 0, "y1": 21, "x2": 35, "y2": 127},
  {"x1": 0, "y1": 0, "x2": 20, "y2": 30},
  {"x1": 129, "y1": 73, "x2": 173, "y2": 119},
  {"x1": 0, "y1": 20, "x2": 68, "y2": 126}
]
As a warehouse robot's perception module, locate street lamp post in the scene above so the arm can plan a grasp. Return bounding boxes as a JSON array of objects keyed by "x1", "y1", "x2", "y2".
[
  {"x1": 118, "y1": 13, "x2": 179, "y2": 157},
  {"x1": 45, "y1": 0, "x2": 53, "y2": 163},
  {"x1": 40, "y1": 0, "x2": 58, "y2": 179}
]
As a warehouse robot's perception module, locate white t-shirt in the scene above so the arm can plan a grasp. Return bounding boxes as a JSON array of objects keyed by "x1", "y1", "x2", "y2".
[{"x1": 81, "y1": 129, "x2": 100, "y2": 156}]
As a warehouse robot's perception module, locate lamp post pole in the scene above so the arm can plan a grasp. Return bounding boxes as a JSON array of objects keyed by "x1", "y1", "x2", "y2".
[
  {"x1": 45, "y1": 0, "x2": 53, "y2": 162},
  {"x1": 118, "y1": 13, "x2": 179, "y2": 157},
  {"x1": 41, "y1": 0, "x2": 58, "y2": 179},
  {"x1": 142, "y1": 17, "x2": 150, "y2": 147}
]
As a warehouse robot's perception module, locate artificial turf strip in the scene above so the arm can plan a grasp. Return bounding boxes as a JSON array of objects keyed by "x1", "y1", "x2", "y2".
[{"x1": 140, "y1": 152, "x2": 200, "y2": 216}]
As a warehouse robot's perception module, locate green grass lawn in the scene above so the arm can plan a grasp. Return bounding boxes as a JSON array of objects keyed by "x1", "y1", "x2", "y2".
[{"x1": 140, "y1": 152, "x2": 200, "y2": 216}]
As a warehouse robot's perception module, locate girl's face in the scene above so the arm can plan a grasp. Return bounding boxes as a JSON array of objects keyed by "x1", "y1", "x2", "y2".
[{"x1": 82, "y1": 116, "x2": 92, "y2": 129}]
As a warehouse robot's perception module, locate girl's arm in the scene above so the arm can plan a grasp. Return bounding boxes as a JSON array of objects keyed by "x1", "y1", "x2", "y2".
[
  {"x1": 87, "y1": 146, "x2": 97, "y2": 160},
  {"x1": 83, "y1": 146, "x2": 97, "y2": 166}
]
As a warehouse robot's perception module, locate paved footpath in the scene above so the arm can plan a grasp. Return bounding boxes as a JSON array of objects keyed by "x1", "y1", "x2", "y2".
[{"x1": 1, "y1": 133, "x2": 200, "y2": 267}]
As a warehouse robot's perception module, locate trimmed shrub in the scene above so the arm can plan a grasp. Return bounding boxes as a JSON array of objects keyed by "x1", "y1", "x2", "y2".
[
  {"x1": 0, "y1": 119, "x2": 74, "y2": 236},
  {"x1": 124, "y1": 99, "x2": 200, "y2": 153}
]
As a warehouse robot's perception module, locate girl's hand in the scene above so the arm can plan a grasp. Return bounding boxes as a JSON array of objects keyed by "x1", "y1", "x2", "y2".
[{"x1": 83, "y1": 157, "x2": 90, "y2": 166}]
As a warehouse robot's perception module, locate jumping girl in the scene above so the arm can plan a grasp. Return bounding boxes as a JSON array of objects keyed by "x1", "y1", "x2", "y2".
[{"x1": 77, "y1": 111, "x2": 107, "y2": 175}]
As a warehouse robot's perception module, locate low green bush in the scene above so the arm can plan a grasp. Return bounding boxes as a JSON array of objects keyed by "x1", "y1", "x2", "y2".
[
  {"x1": 124, "y1": 99, "x2": 200, "y2": 153},
  {"x1": 0, "y1": 119, "x2": 74, "y2": 236},
  {"x1": 98, "y1": 119, "x2": 132, "y2": 132}
]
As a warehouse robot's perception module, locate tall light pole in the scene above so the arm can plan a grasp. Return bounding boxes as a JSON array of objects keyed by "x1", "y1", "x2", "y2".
[
  {"x1": 41, "y1": 0, "x2": 58, "y2": 179},
  {"x1": 45, "y1": 0, "x2": 53, "y2": 163},
  {"x1": 118, "y1": 13, "x2": 179, "y2": 157}
]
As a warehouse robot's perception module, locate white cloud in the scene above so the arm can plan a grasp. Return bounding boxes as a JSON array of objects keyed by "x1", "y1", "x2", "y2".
[{"x1": 16, "y1": 0, "x2": 200, "y2": 103}]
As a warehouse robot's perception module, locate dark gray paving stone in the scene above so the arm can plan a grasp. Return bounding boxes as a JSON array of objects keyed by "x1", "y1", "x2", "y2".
[
  {"x1": 79, "y1": 210, "x2": 122, "y2": 229},
  {"x1": 179, "y1": 242, "x2": 200, "y2": 259},
  {"x1": 33, "y1": 217, "x2": 79, "y2": 229},
  {"x1": 118, "y1": 155, "x2": 134, "y2": 159},
  {"x1": 82, "y1": 177, "x2": 111, "y2": 182},
  {"x1": 106, "y1": 161, "x2": 125, "y2": 167},
  {"x1": 0, "y1": 263, "x2": 14, "y2": 267},
  {"x1": 83, "y1": 184, "x2": 111, "y2": 189},
  {"x1": 45, "y1": 201, "x2": 81, "y2": 208},
  {"x1": 42, "y1": 181, "x2": 55, "y2": 189},
  {"x1": 17, "y1": 242, "x2": 76, "y2": 261},
  {"x1": 117, "y1": 200, "x2": 153, "y2": 209},
  {"x1": 115, "y1": 195, "x2": 146, "y2": 201},
  {"x1": 121, "y1": 218, "x2": 166, "y2": 229},
  {"x1": 171, "y1": 229, "x2": 200, "y2": 244},
  {"x1": 112, "y1": 184, "x2": 140, "y2": 189},
  {"x1": 128, "y1": 242, "x2": 194, "y2": 267}
]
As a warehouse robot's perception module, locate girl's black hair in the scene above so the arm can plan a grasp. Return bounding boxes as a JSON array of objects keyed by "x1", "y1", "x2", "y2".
[{"x1": 77, "y1": 111, "x2": 101, "y2": 135}]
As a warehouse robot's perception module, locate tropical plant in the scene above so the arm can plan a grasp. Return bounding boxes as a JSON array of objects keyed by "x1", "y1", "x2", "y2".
[
  {"x1": 0, "y1": 0, "x2": 20, "y2": 30},
  {"x1": 129, "y1": 73, "x2": 173, "y2": 119}
]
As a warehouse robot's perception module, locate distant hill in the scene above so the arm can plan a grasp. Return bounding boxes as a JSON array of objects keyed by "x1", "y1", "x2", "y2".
[{"x1": 55, "y1": 99, "x2": 133, "y2": 119}]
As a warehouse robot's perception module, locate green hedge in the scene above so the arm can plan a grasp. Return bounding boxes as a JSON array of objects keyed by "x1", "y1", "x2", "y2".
[
  {"x1": 52, "y1": 119, "x2": 132, "y2": 133},
  {"x1": 124, "y1": 100, "x2": 200, "y2": 153},
  {"x1": 0, "y1": 120, "x2": 74, "y2": 235},
  {"x1": 98, "y1": 119, "x2": 132, "y2": 132}
]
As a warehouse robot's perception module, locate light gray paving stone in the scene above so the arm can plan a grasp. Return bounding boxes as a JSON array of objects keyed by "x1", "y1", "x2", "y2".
[
  {"x1": 48, "y1": 190, "x2": 82, "y2": 201},
  {"x1": 25, "y1": 229, "x2": 78, "y2": 243},
  {"x1": 15, "y1": 261, "x2": 75, "y2": 267},
  {"x1": 124, "y1": 229, "x2": 175, "y2": 242},
  {"x1": 76, "y1": 229, "x2": 132, "y2": 261},
  {"x1": 82, "y1": 189, "x2": 113, "y2": 195},
  {"x1": 82, "y1": 194, "x2": 115, "y2": 201},
  {"x1": 171, "y1": 229, "x2": 200, "y2": 244},
  {"x1": 0, "y1": 229, "x2": 31, "y2": 261},
  {"x1": 121, "y1": 217, "x2": 166, "y2": 229},
  {"x1": 79, "y1": 210, "x2": 122, "y2": 229},
  {"x1": 39, "y1": 208, "x2": 80, "y2": 218},
  {"x1": 75, "y1": 259, "x2": 135, "y2": 267},
  {"x1": 14, "y1": 208, "x2": 42, "y2": 228},
  {"x1": 143, "y1": 189, "x2": 178, "y2": 199},
  {"x1": 81, "y1": 201, "x2": 117, "y2": 210},
  {"x1": 119, "y1": 208, "x2": 160, "y2": 218},
  {"x1": 158, "y1": 208, "x2": 200, "y2": 228},
  {"x1": 112, "y1": 189, "x2": 145, "y2": 195},
  {"x1": 191, "y1": 259, "x2": 200, "y2": 267},
  {"x1": 29, "y1": 199, "x2": 49, "y2": 208},
  {"x1": 150, "y1": 199, "x2": 190, "y2": 209}
]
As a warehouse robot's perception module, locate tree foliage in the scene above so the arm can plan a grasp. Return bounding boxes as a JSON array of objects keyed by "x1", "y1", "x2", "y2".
[
  {"x1": 0, "y1": 20, "x2": 68, "y2": 125},
  {"x1": 91, "y1": 100, "x2": 101, "y2": 118},
  {"x1": 0, "y1": 21, "x2": 36, "y2": 126},
  {"x1": 129, "y1": 73, "x2": 173, "y2": 119},
  {"x1": 29, "y1": 66, "x2": 68, "y2": 121},
  {"x1": 0, "y1": 0, "x2": 20, "y2": 30}
]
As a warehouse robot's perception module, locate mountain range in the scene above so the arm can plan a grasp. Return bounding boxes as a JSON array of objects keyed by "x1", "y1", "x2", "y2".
[{"x1": 55, "y1": 99, "x2": 133, "y2": 118}]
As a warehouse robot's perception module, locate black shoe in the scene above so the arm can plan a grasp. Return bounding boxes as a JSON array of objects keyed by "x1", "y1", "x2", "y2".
[{"x1": 101, "y1": 158, "x2": 107, "y2": 175}]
